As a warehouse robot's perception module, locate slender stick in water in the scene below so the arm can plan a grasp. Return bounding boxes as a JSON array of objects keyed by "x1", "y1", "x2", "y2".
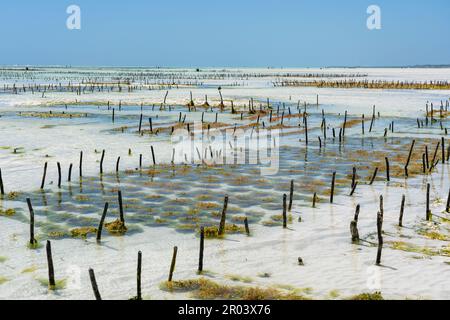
[
  {"x1": 168, "y1": 246, "x2": 178, "y2": 282},
  {"x1": 46, "y1": 240, "x2": 56, "y2": 289},
  {"x1": 88, "y1": 268, "x2": 102, "y2": 300},
  {"x1": 96, "y1": 202, "x2": 109, "y2": 242}
]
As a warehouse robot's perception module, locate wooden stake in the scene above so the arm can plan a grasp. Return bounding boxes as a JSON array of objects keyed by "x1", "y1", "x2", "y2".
[
  {"x1": 369, "y1": 167, "x2": 378, "y2": 185},
  {"x1": 282, "y1": 194, "x2": 287, "y2": 228},
  {"x1": 118, "y1": 190, "x2": 125, "y2": 223},
  {"x1": 88, "y1": 268, "x2": 102, "y2": 300},
  {"x1": 43, "y1": 240, "x2": 56, "y2": 291},
  {"x1": 330, "y1": 172, "x2": 336, "y2": 203},
  {"x1": 0, "y1": 168, "x2": 4, "y2": 195},
  {"x1": 57, "y1": 162, "x2": 61, "y2": 188},
  {"x1": 350, "y1": 220, "x2": 359, "y2": 242},
  {"x1": 399, "y1": 195, "x2": 406, "y2": 227},
  {"x1": 136, "y1": 251, "x2": 142, "y2": 300},
  {"x1": 426, "y1": 183, "x2": 431, "y2": 221},
  {"x1": 198, "y1": 227, "x2": 204, "y2": 272},
  {"x1": 385, "y1": 157, "x2": 390, "y2": 182},
  {"x1": 151, "y1": 146, "x2": 156, "y2": 166},
  {"x1": 96, "y1": 202, "x2": 109, "y2": 242},
  {"x1": 26, "y1": 198, "x2": 36, "y2": 245},
  {"x1": 404, "y1": 140, "x2": 415, "y2": 177},
  {"x1": 68, "y1": 163, "x2": 73, "y2": 182},
  {"x1": 100, "y1": 150, "x2": 105, "y2": 174},
  {"x1": 79, "y1": 151, "x2": 83, "y2": 177},
  {"x1": 116, "y1": 156, "x2": 120, "y2": 172},
  {"x1": 244, "y1": 217, "x2": 250, "y2": 236},
  {"x1": 40, "y1": 162, "x2": 48, "y2": 189},
  {"x1": 288, "y1": 180, "x2": 294, "y2": 211},
  {"x1": 168, "y1": 246, "x2": 178, "y2": 282},
  {"x1": 376, "y1": 212, "x2": 383, "y2": 265},
  {"x1": 218, "y1": 195, "x2": 228, "y2": 235}
]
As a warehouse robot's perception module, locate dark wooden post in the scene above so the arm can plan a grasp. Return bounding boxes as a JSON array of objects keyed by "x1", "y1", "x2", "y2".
[
  {"x1": 118, "y1": 190, "x2": 125, "y2": 224},
  {"x1": 288, "y1": 180, "x2": 294, "y2": 211},
  {"x1": 40, "y1": 162, "x2": 48, "y2": 189},
  {"x1": 369, "y1": 167, "x2": 378, "y2": 185},
  {"x1": 218, "y1": 195, "x2": 228, "y2": 235},
  {"x1": 282, "y1": 194, "x2": 287, "y2": 228},
  {"x1": 330, "y1": 172, "x2": 336, "y2": 203},
  {"x1": 79, "y1": 151, "x2": 83, "y2": 177},
  {"x1": 136, "y1": 251, "x2": 142, "y2": 300},
  {"x1": 88, "y1": 268, "x2": 102, "y2": 300},
  {"x1": 46, "y1": 240, "x2": 56, "y2": 289},
  {"x1": 151, "y1": 146, "x2": 156, "y2": 166},
  {"x1": 68, "y1": 163, "x2": 73, "y2": 182},
  {"x1": 0, "y1": 168, "x2": 4, "y2": 195},
  {"x1": 426, "y1": 183, "x2": 431, "y2": 221},
  {"x1": 404, "y1": 140, "x2": 415, "y2": 177},
  {"x1": 100, "y1": 150, "x2": 105, "y2": 174},
  {"x1": 376, "y1": 212, "x2": 383, "y2": 265},
  {"x1": 399, "y1": 195, "x2": 406, "y2": 227},
  {"x1": 198, "y1": 227, "x2": 204, "y2": 272},
  {"x1": 244, "y1": 217, "x2": 250, "y2": 235},
  {"x1": 385, "y1": 157, "x2": 390, "y2": 182},
  {"x1": 96, "y1": 202, "x2": 109, "y2": 242},
  {"x1": 168, "y1": 246, "x2": 178, "y2": 282},
  {"x1": 26, "y1": 198, "x2": 36, "y2": 245},
  {"x1": 57, "y1": 162, "x2": 61, "y2": 188}
]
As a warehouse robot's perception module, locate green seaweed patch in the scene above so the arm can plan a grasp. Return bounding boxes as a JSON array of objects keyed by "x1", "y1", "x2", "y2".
[
  {"x1": 27, "y1": 241, "x2": 42, "y2": 250},
  {"x1": 105, "y1": 219, "x2": 128, "y2": 235},
  {"x1": 202, "y1": 224, "x2": 246, "y2": 238},
  {"x1": 37, "y1": 278, "x2": 67, "y2": 291},
  {"x1": 6, "y1": 191, "x2": 21, "y2": 200},
  {"x1": 160, "y1": 278, "x2": 309, "y2": 300},
  {"x1": 226, "y1": 274, "x2": 253, "y2": 283},
  {"x1": 21, "y1": 265, "x2": 39, "y2": 274},
  {"x1": 348, "y1": 292, "x2": 384, "y2": 300},
  {"x1": 0, "y1": 256, "x2": 7, "y2": 263},
  {"x1": 390, "y1": 241, "x2": 450, "y2": 257},
  {"x1": 418, "y1": 230, "x2": 449, "y2": 241},
  {"x1": 0, "y1": 276, "x2": 9, "y2": 285},
  {"x1": 70, "y1": 227, "x2": 97, "y2": 239},
  {"x1": 0, "y1": 208, "x2": 16, "y2": 217}
]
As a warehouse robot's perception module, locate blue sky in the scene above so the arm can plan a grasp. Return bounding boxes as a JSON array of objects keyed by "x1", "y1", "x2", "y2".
[{"x1": 0, "y1": 0, "x2": 449, "y2": 67}]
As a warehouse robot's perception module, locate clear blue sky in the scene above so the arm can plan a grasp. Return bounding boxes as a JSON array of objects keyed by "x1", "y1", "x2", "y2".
[{"x1": 0, "y1": 0, "x2": 449, "y2": 67}]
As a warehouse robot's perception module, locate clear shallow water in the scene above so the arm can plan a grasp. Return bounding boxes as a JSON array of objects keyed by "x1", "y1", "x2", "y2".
[{"x1": 0, "y1": 67, "x2": 449, "y2": 300}]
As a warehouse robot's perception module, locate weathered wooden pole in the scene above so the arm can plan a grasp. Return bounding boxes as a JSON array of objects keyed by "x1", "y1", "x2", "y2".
[
  {"x1": 57, "y1": 162, "x2": 62, "y2": 188},
  {"x1": 88, "y1": 268, "x2": 102, "y2": 300},
  {"x1": 399, "y1": 195, "x2": 406, "y2": 227},
  {"x1": 40, "y1": 162, "x2": 48, "y2": 189},
  {"x1": 404, "y1": 140, "x2": 415, "y2": 177},
  {"x1": 136, "y1": 251, "x2": 142, "y2": 300},
  {"x1": 288, "y1": 180, "x2": 294, "y2": 211},
  {"x1": 244, "y1": 217, "x2": 250, "y2": 235},
  {"x1": 79, "y1": 151, "x2": 83, "y2": 177},
  {"x1": 426, "y1": 183, "x2": 431, "y2": 221},
  {"x1": 0, "y1": 168, "x2": 4, "y2": 195},
  {"x1": 198, "y1": 227, "x2": 204, "y2": 272},
  {"x1": 442, "y1": 137, "x2": 445, "y2": 164},
  {"x1": 312, "y1": 192, "x2": 317, "y2": 208},
  {"x1": 118, "y1": 190, "x2": 125, "y2": 224},
  {"x1": 46, "y1": 240, "x2": 56, "y2": 289},
  {"x1": 282, "y1": 194, "x2": 287, "y2": 228},
  {"x1": 138, "y1": 113, "x2": 143, "y2": 133},
  {"x1": 151, "y1": 146, "x2": 156, "y2": 166},
  {"x1": 168, "y1": 246, "x2": 178, "y2": 282},
  {"x1": 304, "y1": 116, "x2": 308, "y2": 146},
  {"x1": 26, "y1": 198, "x2": 36, "y2": 245},
  {"x1": 96, "y1": 202, "x2": 109, "y2": 242},
  {"x1": 100, "y1": 150, "x2": 105, "y2": 174},
  {"x1": 350, "y1": 220, "x2": 359, "y2": 242},
  {"x1": 218, "y1": 195, "x2": 229, "y2": 235},
  {"x1": 446, "y1": 188, "x2": 450, "y2": 213},
  {"x1": 330, "y1": 172, "x2": 336, "y2": 203},
  {"x1": 376, "y1": 212, "x2": 383, "y2": 265},
  {"x1": 369, "y1": 167, "x2": 378, "y2": 185},
  {"x1": 116, "y1": 156, "x2": 120, "y2": 173},
  {"x1": 68, "y1": 163, "x2": 73, "y2": 182},
  {"x1": 385, "y1": 157, "x2": 390, "y2": 182}
]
